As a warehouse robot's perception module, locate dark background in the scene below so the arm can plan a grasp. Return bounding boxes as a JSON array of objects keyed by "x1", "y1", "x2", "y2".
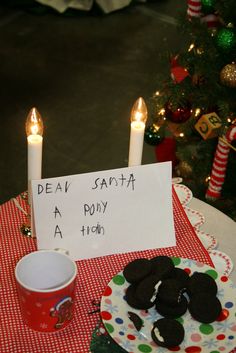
[{"x1": 0, "y1": 0, "x2": 186, "y2": 204}]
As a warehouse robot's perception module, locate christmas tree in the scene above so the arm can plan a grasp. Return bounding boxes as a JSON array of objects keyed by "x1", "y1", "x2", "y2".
[{"x1": 146, "y1": 0, "x2": 236, "y2": 220}]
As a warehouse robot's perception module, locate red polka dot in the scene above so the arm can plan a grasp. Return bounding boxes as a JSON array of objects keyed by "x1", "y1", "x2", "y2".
[
  {"x1": 217, "y1": 309, "x2": 229, "y2": 321},
  {"x1": 184, "y1": 268, "x2": 191, "y2": 275},
  {"x1": 103, "y1": 286, "x2": 112, "y2": 296},
  {"x1": 221, "y1": 276, "x2": 228, "y2": 282},
  {"x1": 100, "y1": 311, "x2": 112, "y2": 320},
  {"x1": 185, "y1": 346, "x2": 202, "y2": 353},
  {"x1": 217, "y1": 334, "x2": 225, "y2": 340},
  {"x1": 169, "y1": 346, "x2": 181, "y2": 351},
  {"x1": 127, "y1": 334, "x2": 136, "y2": 340}
]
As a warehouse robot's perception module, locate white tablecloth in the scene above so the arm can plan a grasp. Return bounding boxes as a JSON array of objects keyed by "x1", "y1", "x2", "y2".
[{"x1": 189, "y1": 197, "x2": 236, "y2": 282}]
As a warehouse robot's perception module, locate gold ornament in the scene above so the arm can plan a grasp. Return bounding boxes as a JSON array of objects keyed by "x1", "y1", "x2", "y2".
[
  {"x1": 220, "y1": 63, "x2": 236, "y2": 88},
  {"x1": 175, "y1": 161, "x2": 193, "y2": 178}
]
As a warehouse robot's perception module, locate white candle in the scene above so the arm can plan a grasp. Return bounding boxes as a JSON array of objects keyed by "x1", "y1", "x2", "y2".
[
  {"x1": 27, "y1": 134, "x2": 43, "y2": 181},
  {"x1": 128, "y1": 97, "x2": 148, "y2": 167},
  {"x1": 26, "y1": 107, "x2": 44, "y2": 204}
]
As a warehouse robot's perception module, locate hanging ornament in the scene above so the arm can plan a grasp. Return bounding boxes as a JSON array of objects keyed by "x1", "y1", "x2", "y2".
[
  {"x1": 201, "y1": 14, "x2": 219, "y2": 29},
  {"x1": 170, "y1": 54, "x2": 189, "y2": 83},
  {"x1": 171, "y1": 66, "x2": 189, "y2": 83},
  {"x1": 195, "y1": 112, "x2": 222, "y2": 140},
  {"x1": 201, "y1": 0, "x2": 216, "y2": 15},
  {"x1": 206, "y1": 125, "x2": 236, "y2": 200},
  {"x1": 220, "y1": 63, "x2": 236, "y2": 88},
  {"x1": 144, "y1": 124, "x2": 164, "y2": 146},
  {"x1": 215, "y1": 27, "x2": 236, "y2": 53},
  {"x1": 187, "y1": 0, "x2": 202, "y2": 18},
  {"x1": 155, "y1": 137, "x2": 178, "y2": 169},
  {"x1": 165, "y1": 103, "x2": 192, "y2": 124}
]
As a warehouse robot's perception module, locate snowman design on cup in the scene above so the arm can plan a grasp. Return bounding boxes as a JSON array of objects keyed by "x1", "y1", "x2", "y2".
[{"x1": 50, "y1": 296, "x2": 73, "y2": 329}]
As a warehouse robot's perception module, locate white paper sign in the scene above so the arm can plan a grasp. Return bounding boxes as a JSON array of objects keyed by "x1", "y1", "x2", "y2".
[{"x1": 32, "y1": 162, "x2": 175, "y2": 260}]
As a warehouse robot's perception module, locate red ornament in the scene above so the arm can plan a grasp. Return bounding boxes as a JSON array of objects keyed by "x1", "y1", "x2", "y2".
[
  {"x1": 155, "y1": 137, "x2": 178, "y2": 169},
  {"x1": 165, "y1": 104, "x2": 191, "y2": 124},
  {"x1": 201, "y1": 14, "x2": 219, "y2": 28},
  {"x1": 170, "y1": 55, "x2": 189, "y2": 83}
]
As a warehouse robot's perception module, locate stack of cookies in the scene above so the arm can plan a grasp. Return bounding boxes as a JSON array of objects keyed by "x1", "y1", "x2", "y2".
[{"x1": 123, "y1": 255, "x2": 222, "y2": 348}]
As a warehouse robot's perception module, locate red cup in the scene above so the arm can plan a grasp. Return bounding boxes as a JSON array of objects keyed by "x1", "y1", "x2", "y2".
[{"x1": 15, "y1": 250, "x2": 77, "y2": 333}]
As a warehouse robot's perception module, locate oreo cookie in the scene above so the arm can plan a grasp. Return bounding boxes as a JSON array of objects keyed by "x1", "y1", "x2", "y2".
[
  {"x1": 187, "y1": 272, "x2": 218, "y2": 297},
  {"x1": 151, "y1": 318, "x2": 185, "y2": 347},
  {"x1": 157, "y1": 278, "x2": 185, "y2": 307},
  {"x1": 155, "y1": 295, "x2": 188, "y2": 319},
  {"x1": 188, "y1": 293, "x2": 222, "y2": 323},
  {"x1": 150, "y1": 256, "x2": 175, "y2": 280},
  {"x1": 125, "y1": 284, "x2": 154, "y2": 310},
  {"x1": 123, "y1": 258, "x2": 152, "y2": 284},
  {"x1": 135, "y1": 275, "x2": 162, "y2": 307},
  {"x1": 128, "y1": 311, "x2": 144, "y2": 331},
  {"x1": 168, "y1": 267, "x2": 189, "y2": 288}
]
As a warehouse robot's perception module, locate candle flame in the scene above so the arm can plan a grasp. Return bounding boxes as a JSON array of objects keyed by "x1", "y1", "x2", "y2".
[
  {"x1": 130, "y1": 97, "x2": 148, "y2": 123},
  {"x1": 25, "y1": 107, "x2": 44, "y2": 137}
]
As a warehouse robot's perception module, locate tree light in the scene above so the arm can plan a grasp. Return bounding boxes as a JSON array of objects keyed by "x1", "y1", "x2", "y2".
[
  {"x1": 158, "y1": 108, "x2": 166, "y2": 116},
  {"x1": 188, "y1": 43, "x2": 195, "y2": 51},
  {"x1": 195, "y1": 108, "x2": 201, "y2": 117}
]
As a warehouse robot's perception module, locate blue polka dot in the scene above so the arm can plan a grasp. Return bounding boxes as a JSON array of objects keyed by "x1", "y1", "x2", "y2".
[
  {"x1": 225, "y1": 301, "x2": 233, "y2": 308},
  {"x1": 228, "y1": 335, "x2": 234, "y2": 340},
  {"x1": 115, "y1": 317, "x2": 124, "y2": 324},
  {"x1": 119, "y1": 331, "x2": 125, "y2": 335}
]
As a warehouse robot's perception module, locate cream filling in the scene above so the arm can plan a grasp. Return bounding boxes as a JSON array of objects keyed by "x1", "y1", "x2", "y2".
[
  {"x1": 153, "y1": 327, "x2": 164, "y2": 342},
  {"x1": 150, "y1": 281, "x2": 162, "y2": 303}
]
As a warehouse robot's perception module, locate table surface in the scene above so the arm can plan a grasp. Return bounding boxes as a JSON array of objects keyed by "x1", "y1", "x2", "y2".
[
  {"x1": 1, "y1": 188, "x2": 236, "y2": 353},
  {"x1": 189, "y1": 197, "x2": 236, "y2": 282}
]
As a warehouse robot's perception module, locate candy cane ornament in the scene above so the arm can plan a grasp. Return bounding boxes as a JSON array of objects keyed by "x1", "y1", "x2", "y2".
[
  {"x1": 206, "y1": 125, "x2": 236, "y2": 200},
  {"x1": 187, "y1": 0, "x2": 202, "y2": 18}
]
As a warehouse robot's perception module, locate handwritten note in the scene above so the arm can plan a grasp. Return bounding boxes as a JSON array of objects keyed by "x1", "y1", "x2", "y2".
[{"x1": 31, "y1": 162, "x2": 175, "y2": 260}]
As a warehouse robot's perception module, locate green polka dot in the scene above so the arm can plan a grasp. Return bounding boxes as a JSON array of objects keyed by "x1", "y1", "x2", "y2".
[
  {"x1": 138, "y1": 344, "x2": 152, "y2": 352},
  {"x1": 176, "y1": 317, "x2": 184, "y2": 324},
  {"x1": 209, "y1": 351, "x2": 219, "y2": 353},
  {"x1": 104, "y1": 323, "x2": 114, "y2": 333},
  {"x1": 172, "y1": 257, "x2": 181, "y2": 266},
  {"x1": 205, "y1": 269, "x2": 218, "y2": 280},
  {"x1": 112, "y1": 274, "x2": 125, "y2": 285},
  {"x1": 199, "y1": 323, "x2": 214, "y2": 334}
]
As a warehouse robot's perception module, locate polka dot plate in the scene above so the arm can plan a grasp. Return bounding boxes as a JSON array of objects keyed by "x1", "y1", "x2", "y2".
[{"x1": 100, "y1": 256, "x2": 236, "y2": 353}]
